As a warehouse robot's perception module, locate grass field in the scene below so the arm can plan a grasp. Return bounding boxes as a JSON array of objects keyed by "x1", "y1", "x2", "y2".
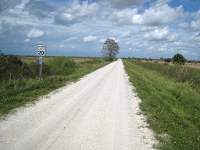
[
  {"x1": 18, "y1": 56, "x2": 94, "y2": 64},
  {"x1": 123, "y1": 59, "x2": 200, "y2": 150},
  {"x1": 139, "y1": 59, "x2": 200, "y2": 69},
  {"x1": 0, "y1": 56, "x2": 109, "y2": 118}
]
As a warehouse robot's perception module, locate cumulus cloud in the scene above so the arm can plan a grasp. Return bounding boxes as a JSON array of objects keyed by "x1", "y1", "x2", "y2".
[
  {"x1": 24, "y1": 0, "x2": 55, "y2": 19},
  {"x1": 191, "y1": 10, "x2": 200, "y2": 30},
  {"x1": 132, "y1": 0, "x2": 183, "y2": 25},
  {"x1": 144, "y1": 27, "x2": 171, "y2": 41},
  {"x1": 83, "y1": 36, "x2": 97, "y2": 42},
  {"x1": 54, "y1": 1, "x2": 99, "y2": 25},
  {"x1": 112, "y1": 9, "x2": 138, "y2": 24},
  {"x1": 27, "y1": 29, "x2": 44, "y2": 38},
  {"x1": 111, "y1": 0, "x2": 183, "y2": 26},
  {"x1": 0, "y1": 0, "x2": 21, "y2": 12}
]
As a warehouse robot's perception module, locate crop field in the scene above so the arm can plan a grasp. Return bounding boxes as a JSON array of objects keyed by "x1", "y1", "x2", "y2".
[
  {"x1": 0, "y1": 55, "x2": 109, "y2": 117},
  {"x1": 123, "y1": 59, "x2": 200, "y2": 150}
]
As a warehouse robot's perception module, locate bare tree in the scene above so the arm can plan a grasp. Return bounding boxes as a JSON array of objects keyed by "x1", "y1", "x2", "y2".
[{"x1": 101, "y1": 38, "x2": 119, "y2": 61}]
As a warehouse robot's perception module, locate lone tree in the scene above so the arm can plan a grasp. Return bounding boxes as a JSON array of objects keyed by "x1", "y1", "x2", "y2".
[
  {"x1": 172, "y1": 54, "x2": 186, "y2": 65},
  {"x1": 102, "y1": 38, "x2": 119, "y2": 61}
]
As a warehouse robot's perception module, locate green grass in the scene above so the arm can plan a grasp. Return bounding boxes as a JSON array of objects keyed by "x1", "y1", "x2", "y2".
[
  {"x1": 133, "y1": 60, "x2": 200, "y2": 90},
  {"x1": 0, "y1": 57, "x2": 109, "y2": 118},
  {"x1": 123, "y1": 59, "x2": 200, "y2": 150}
]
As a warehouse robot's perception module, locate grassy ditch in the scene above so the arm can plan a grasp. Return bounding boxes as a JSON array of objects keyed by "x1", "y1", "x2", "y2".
[
  {"x1": 133, "y1": 60, "x2": 200, "y2": 91},
  {"x1": 0, "y1": 56, "x2": 109, "y2": 117},
  {"x1": 123, "y1": 59, "x2": 200, "y2": 150}
]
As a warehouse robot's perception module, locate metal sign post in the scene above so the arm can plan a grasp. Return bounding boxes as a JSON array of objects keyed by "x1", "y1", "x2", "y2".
[{"x1": 37, "y1": 44, "x2": 46, "y2": 80}]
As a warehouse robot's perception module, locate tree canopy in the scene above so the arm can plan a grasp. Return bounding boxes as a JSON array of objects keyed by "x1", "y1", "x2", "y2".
[
  {"x1": 172, "y1": 54, "x2": 186, "y2": 65},
  {"x1": 101, "y1": 38, "x2": 119, "y2": 61}
]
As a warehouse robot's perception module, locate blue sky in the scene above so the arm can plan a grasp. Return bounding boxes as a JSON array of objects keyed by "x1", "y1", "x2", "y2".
[{"x1": 0, "y1": 0, "x2": 200, "y2": 60}]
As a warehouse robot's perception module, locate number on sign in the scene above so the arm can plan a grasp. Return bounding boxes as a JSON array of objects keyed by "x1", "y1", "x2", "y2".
[{"x1": 38, "y1": 51, "x2": 45, "y2": 55}]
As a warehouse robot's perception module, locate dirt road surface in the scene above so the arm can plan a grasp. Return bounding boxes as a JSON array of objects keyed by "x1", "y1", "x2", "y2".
[{"x1": 0, "y1": 59, "x2": 156, "y2": 150}]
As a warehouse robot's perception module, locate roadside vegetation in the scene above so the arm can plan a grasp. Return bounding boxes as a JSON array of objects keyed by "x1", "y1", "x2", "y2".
[
  {"x1": 133, "y1": 60, "x2": 200, "y2": 90},
  {"x1": 0, "y1": 54, "x2": 109, "y2": 117},
  {"x1": 123, "y1": 59, "x2": 200, "y2": 150}
]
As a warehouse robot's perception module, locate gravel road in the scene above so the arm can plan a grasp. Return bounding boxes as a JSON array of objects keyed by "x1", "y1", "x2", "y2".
[{"x1": 0, "y1": 59, "x2": 156, "y2": 150}]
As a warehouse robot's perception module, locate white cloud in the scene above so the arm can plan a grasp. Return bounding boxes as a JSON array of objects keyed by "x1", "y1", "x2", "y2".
[
  {"x1": 99, "y1": 38, "x2": 106, "y2": 43},
  {"x1": 111, "y1": 0, "x2": 183, "y2": 26},
  {"x1": 112, "y1": 9, "x2": 138, "y2": 24},
  {"x1": 24, "y1": 38, "x2": 30, "y2": 42},
  {"x1": 83, "y1": 36, "x2": 97, "y2": 42},
  {"x1": 144, "y1": 27, "x2": 170, "y2": 41},
  {"x1": 191, "y1": 20, "x2": 200, "y2": 30},
  {"x1": 132, "y1": 14, "x2": 143, "y2": 24},
  {"x1": 191, "y1": 10, "x2": 200, "y2": 30},
  {"x1": 54, "y1": 1, "x2": 99, "y2": 25},
  {"x1": 141, "y1": 0, "x2": 183, "y2": 25},
  {"x1": 27, "y1": 29, "x2": 44, "y2": 38}
]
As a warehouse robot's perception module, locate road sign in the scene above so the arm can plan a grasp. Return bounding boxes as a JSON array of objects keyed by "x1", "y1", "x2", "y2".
[
  {"x1": 37, "y1": 44, "x2": 46, "y2": 80},
  {"x1": 38, "y1": 44, "x2": 46, "y2": 56}
]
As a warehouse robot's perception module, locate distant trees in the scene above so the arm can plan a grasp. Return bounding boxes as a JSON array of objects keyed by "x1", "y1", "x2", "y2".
[
  {"x1": 164, "y1": 58, "x2": 171, "y2": 63},
  {"x1": 102, "y1": 38, "x2": 119, "y2": 61},
  {"x1": 172, "y1": 54, "x2": 186, "y2": 65}
]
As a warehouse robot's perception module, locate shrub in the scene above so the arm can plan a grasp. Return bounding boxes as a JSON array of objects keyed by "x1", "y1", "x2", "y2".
[
  {"x1": 22, "y1": 63, "x2": 33, "y2": 77},
  {"x1": 0, "y1": 55, "x2": 23, "y2": 79}
]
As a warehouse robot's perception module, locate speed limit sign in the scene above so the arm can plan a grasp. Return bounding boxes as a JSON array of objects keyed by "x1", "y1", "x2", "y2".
[{"x1": 37, "y1": 44, "x2": 46, "y2": 56}]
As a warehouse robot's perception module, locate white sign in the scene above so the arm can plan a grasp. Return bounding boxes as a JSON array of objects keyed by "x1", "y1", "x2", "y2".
[{"x1": 38, "y1": 44, "x2": 46, "y2": 56}]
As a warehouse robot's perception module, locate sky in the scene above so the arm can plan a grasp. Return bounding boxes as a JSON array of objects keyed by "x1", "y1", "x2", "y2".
[{"x1": 0, "y1": 0, "x2": 200, "y2": 60}]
